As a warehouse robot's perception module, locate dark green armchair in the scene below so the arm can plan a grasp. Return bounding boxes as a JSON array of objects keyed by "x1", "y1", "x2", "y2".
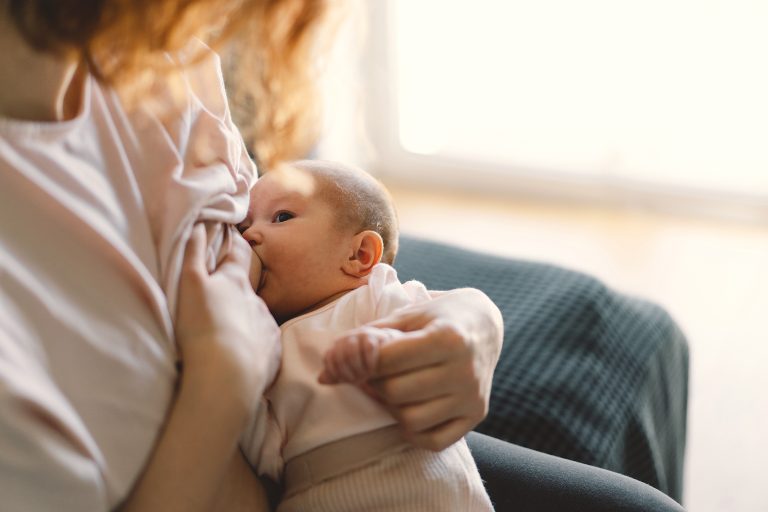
[{"x1": 394, "y1": 235, "x2": 689, "y2": 502}]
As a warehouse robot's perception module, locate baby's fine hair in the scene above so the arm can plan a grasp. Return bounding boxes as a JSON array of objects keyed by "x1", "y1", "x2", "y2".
[{"x1": 289, "y1": 160, "x2": 399, "y2": 265}]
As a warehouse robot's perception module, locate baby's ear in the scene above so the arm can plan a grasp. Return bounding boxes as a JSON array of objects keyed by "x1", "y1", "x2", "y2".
[{"x1": 342, "y1": 230, "x2": 383, "y2": 278}]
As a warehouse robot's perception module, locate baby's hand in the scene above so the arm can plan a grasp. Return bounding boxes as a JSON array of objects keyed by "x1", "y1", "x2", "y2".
[{"x1": 318, "y1": 327, "x2": 400, "y2": 384}]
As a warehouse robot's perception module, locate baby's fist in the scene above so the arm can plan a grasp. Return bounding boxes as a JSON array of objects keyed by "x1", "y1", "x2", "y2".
[{"x1": 318, "y1": 327, "x2": 400, "y2": 384}]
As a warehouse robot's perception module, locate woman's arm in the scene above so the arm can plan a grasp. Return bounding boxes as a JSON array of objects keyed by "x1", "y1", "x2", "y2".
[
  {"x1": 117, "y1": 364, "x2": 269, "y2": 511},
  {"x1": 119, "y1": 225, "x2": 279, "y2": 512},
  {"x1": 210, "y1": 451, "x2": 279, "y2": 511}
]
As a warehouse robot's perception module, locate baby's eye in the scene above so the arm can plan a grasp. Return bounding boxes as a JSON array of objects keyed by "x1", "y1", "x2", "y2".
[{"x1": 273, "y1": 211, "x2": 294, "y2": 223}]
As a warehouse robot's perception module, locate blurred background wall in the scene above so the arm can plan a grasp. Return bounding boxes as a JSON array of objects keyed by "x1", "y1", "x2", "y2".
[{"x1": 314, "y1": 2, "x2": 768, "y2": 510}]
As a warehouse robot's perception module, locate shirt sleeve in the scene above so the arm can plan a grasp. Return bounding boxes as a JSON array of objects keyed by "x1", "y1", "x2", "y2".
[{"x1": 0, "y1": 330, "x2": 107, "y2": 511}]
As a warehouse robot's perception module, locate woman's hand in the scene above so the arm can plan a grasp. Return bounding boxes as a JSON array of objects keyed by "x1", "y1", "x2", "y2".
[
  {"x1": 120, "y1": 224, "x2": 277, "y2": 512},
  {"x1": 320, "y1": 288, "x2": 503, "y2": 452},
  {"x1": 175, "y1": 223, "x2": 280, "y2": 416}
]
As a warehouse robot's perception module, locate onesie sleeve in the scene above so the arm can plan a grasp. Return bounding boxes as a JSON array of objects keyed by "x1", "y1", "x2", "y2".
[
  {"x1": 400, "y1": 278, "x2": 434, "y2": 305},
  {"x1": 0, "y1": 329, "x2": 107, "y2": 511},
  {"x1": 366, "y1": 264, "x2": 433, "y2": 319}
]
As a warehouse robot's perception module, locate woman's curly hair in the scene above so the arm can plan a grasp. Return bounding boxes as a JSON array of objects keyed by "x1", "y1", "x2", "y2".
[{"x1": 6, "y1": 0, "x2": 334, "y2": 169}]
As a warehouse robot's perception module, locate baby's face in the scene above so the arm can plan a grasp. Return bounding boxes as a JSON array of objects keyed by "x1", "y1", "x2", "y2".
[{"x1": 239, "y1": 167, "x2": 354, "y2": 323}]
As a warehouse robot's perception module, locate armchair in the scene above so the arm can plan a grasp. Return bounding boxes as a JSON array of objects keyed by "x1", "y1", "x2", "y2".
[{"x1": 394, "y1": 235, "x2": 689, "y2": 502}]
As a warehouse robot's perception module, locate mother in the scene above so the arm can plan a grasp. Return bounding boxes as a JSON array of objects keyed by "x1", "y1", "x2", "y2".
[
  {"x1": 0, "y1": 1, "x2": 502, "y2": 510},
  {"x1": 0, "y1": 1, "x2": 686, "y2": 511}
]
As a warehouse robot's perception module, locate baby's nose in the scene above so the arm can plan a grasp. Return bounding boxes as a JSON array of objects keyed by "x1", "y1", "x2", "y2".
[{"x1": 240, "y1": 224, "x2": 264, "y2": 247}]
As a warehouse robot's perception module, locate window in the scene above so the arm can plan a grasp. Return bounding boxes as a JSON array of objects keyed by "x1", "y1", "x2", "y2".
[{"x1": 363, "y1": 0, "x2": 768, "y2": 219}]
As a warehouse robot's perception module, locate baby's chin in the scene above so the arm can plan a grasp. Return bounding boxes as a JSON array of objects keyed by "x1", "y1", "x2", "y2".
[
  {"x1": 261, "y1": 294, "x2": 308, "y2": 325},
  {"x1": 265, "y1": 300, "x2": 291, "y2": 326}
]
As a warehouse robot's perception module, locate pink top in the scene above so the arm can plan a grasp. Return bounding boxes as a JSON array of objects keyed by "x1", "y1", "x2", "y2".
[
  {"x1": 243, "y1": 264, "x2": 432, "y2": 481},
  {"x1": 0, "y1": 44, "x2": 279, "y2": 510}
]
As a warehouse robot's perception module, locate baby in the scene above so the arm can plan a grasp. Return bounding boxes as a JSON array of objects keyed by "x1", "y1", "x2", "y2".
[{"x1": 239, "y1": 160, "x2": 494, "y2": 511}]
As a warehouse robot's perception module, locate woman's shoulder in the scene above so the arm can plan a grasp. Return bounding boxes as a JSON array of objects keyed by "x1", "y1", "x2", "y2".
[
  {"x1": 171, "y1": 39, "x2": 231, "y2": 122},
  {"x1": 108, "y1": 39, "x2": 234, "y2": 143}
]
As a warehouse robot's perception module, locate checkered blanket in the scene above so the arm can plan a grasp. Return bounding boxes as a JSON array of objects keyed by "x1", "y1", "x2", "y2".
[{"x1": 394, "y1": 236, "x2": 689, "y2": 501}]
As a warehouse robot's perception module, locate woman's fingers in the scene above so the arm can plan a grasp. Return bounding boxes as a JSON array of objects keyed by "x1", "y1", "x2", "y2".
[
  {"x1": 220, "y1": 227, "x2": 252, "y2": 267},
  {"x1": 403, "y1": 417, "x2": 473, "y2": 452},
  {"x1": 367, "y1": 308, "x2": 430, "y2": 334},
  {"x1": 181, "y1": 224, "x2": 208, "y2": 277},
  {"x1": 372, "y1": 321, "x2": 470, "y2": 378},
  {"x1": 369, "y1": 362, "x2": 464, "y2": 405},
  {"x1": 216, "y1": 229, "x2": 256, "y2": 288},
  {"x1": 176, "y1": 224, "x2": 209, "y2": 333},
  {"x1": 371, "y1": 361, "x2": 486, "y2": 451},
  {"x1": 389, "y1": 393, "x2": 468, "y2": 434}
]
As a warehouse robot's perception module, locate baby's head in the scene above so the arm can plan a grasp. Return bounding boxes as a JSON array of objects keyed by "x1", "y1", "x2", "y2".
[
  {"x1": 294, "y1": 160, "x2": 399, "y2": 265},
  {"x1": 239, "y1": 159, "x2": 398, "y2": 323}
]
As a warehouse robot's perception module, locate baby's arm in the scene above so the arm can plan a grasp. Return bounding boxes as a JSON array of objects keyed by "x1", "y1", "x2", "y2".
[{"x1": 318, "y1": 327, "x2": 401, "y2": 384}]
